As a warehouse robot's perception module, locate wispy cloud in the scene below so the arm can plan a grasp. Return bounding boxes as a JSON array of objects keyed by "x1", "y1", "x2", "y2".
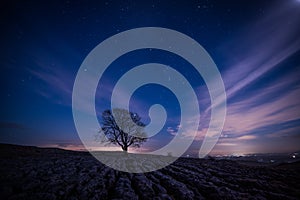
[
  {"x1": 205, "y1": 2, "x2": 300, "y2": 113},
  {"x1": 224, "y1": 78, "x2": 300, "y2": 135},
  {"x1": 186, "y1": 2, "x2": 300, "y2": 154},
  {"x1": 223, "y1": 3, "x2": 299, "y2": 95},
  {"x1": 27, "y1": 62, "x2": 74, "y2": 106}
]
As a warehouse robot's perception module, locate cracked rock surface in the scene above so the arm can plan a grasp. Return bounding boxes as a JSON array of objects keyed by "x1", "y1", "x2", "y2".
[{"x1": 0, "y1": 144, "x2": 299, "y2": 200}]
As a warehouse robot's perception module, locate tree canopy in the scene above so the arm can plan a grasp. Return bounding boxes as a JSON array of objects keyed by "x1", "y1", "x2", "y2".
[{"x1": 99, "y1": 108, "x2": 147, "y2": 151}]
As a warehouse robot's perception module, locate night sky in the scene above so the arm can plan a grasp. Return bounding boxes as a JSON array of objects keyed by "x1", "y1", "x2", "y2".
[{"x1": 1, "y1": 0, "x2": 300, "y2": 156}]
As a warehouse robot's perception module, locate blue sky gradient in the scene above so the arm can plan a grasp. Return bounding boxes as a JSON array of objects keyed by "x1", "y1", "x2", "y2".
[{"x1": 1, "y1": 0, "x2": 300, "y2": 155}]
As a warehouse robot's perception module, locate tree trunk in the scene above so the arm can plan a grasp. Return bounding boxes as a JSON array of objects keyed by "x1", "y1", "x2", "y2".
[{"x1": 122, "y1": 146, "x2": 128, "y2": 152}]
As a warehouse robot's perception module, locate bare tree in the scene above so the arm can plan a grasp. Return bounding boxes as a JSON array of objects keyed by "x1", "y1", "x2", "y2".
[{"x1": 99, "y1": 108, "x2": 147, "y2": 152}]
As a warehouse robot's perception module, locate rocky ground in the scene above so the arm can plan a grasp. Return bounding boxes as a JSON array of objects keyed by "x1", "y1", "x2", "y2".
[{"x1": 0, "y1": 144, "x2": 299, "y2": 200}]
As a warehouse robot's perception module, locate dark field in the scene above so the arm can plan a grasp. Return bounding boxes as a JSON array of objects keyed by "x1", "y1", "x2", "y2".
[{"x1": 0, "y1": 144, "x2": 299, "y2": 200}]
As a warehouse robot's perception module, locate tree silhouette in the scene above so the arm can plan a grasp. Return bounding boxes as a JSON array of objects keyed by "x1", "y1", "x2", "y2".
[{"x1": 99, "y1": 108, "x2": 147, "y2": 152}]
